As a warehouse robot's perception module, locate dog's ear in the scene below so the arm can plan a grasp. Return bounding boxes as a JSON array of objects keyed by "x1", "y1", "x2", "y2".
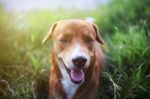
[
  {"x1": 92, "y1": 24, "x2": 104, "y2": 44},
  {"x1": 42, "y1": 23, "x2": 57, "y2": 44}
]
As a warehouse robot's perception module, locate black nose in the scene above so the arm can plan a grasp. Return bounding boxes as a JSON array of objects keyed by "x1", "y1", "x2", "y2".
[{"x1": 72, "y1": 57, "x2": 87, "y2": 67}]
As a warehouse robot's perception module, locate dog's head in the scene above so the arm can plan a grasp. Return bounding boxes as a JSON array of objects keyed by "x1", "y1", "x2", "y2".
[{"x1": 42, "y1": 19, "x2": 104, "y2": 84}]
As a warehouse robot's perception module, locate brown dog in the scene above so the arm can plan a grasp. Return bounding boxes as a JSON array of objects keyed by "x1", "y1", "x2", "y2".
[{"x1": 42, "y1": 19, "x2": 105, "y2": 99}]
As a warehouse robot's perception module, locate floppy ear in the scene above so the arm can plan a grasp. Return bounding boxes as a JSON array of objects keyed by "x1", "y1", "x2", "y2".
[
  {"x1": 92, "y1": 24, "x2": 104, "y2": 44},
  {"x1": 42, "y1": 23, "x2": 57, "y2": 44}
]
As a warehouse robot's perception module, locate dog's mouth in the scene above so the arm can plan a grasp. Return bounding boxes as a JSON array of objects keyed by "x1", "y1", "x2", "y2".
[
  {"x1": 66, "y1": 68, "x2": 85, "y2": 84},
  {"x1": 59, "y1": 58, "x2": 85, "y2": 84}
]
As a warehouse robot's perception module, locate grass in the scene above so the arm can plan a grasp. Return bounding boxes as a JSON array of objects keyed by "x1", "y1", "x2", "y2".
[
  {"x1": 100, "y1": 25, "x2": 150, "y2": 99},
  {"x1": 0, "y1": 0, "x2": 150, "y2": 98}
]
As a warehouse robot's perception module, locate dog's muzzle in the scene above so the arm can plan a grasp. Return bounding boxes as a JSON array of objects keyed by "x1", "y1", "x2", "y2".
[
  {"x1": 57, "y1": 51, "x2": 95, "y2": 84},
  {"x1": 58, "y1": 57, "x2": 85, "y2": 84}
]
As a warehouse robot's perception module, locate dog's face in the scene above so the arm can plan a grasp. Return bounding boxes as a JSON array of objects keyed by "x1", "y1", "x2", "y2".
[{"x1": 42, "y1": 19, "x2": 104, "y2": 84}]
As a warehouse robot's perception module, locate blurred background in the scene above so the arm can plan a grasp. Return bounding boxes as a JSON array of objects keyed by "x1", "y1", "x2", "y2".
[{"x1": 0, "y1": 0, "x2": 149, "y2": 98}]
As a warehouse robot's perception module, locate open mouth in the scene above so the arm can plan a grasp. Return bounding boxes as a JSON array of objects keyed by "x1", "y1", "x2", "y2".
[
  {"x1": 59, "y1": 58, "x2": 85, "y2": 84},
  {"x1": 66, "y1": 68, "x2": 85, "y2": 84}
]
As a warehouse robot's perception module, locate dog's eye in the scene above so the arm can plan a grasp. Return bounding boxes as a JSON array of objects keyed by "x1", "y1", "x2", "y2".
[
  {"x1": 59, "y1": 38, "x2": 68, "y2": 43},
  {"x1": 85, "y1": 37, "x2": 94, "y2": 43}
]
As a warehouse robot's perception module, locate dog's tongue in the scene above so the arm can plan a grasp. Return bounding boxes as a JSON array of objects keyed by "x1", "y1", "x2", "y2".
[{"x1": 71, "y1": 69, "x2": 84, "y2": 82}]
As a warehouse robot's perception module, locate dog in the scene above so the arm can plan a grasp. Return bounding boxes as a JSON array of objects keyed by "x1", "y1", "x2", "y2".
[{"x1": 42, "y1": 19, "x2": 105, "y2": 99}]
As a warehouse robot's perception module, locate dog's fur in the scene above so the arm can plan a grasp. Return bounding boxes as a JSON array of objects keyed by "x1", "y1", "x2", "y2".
[{"x1": 42, "y1": 19, "x2": 105, "y2": 99}]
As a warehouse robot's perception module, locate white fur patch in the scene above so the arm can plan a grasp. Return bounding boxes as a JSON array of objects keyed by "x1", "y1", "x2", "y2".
[
  {"x1": 57, "y1": 44, "x2": 90, "y2": 99},
  {"x1": 71, "y1": 44, "x2": 90, "y2": 68},
  {"x1": 59, "y1": 66, "x2": 79, "y2": 99}
]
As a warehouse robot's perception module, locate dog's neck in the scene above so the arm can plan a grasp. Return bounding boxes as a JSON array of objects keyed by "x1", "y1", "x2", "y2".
[
  {"x1": 54, "y1": 53, "x2": 80, "y2": 99},
  {"x1": 60, "y1": 66, "x2": 79, "y2": 99}
]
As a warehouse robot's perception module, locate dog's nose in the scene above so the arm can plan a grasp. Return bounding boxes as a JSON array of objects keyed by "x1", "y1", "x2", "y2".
[{"x1": 72, "y1": 57, "x2": 87, "y2": 67}]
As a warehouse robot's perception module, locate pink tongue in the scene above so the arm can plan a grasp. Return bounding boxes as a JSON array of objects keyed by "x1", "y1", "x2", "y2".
[{"x1": 71, "y1": 69, "x2": 84, "y2": 81}]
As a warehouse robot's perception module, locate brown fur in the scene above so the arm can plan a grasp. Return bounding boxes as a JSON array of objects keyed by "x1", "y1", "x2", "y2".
[{"x1": 42, "y1": 19, "x2": 105, "y2": 99}]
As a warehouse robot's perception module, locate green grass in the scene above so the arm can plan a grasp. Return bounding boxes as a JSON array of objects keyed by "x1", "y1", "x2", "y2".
[
  {"x1": 99, "y1": 25, "x2": 150, "y2": 99},
  {"x1": 0, "y1": 0, "x2": 150, "y2": 98}
]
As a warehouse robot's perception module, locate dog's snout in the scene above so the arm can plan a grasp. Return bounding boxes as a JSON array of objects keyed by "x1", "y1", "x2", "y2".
[{"x1": 72, "y1": 57, "x2": 87, "y2": 67}]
